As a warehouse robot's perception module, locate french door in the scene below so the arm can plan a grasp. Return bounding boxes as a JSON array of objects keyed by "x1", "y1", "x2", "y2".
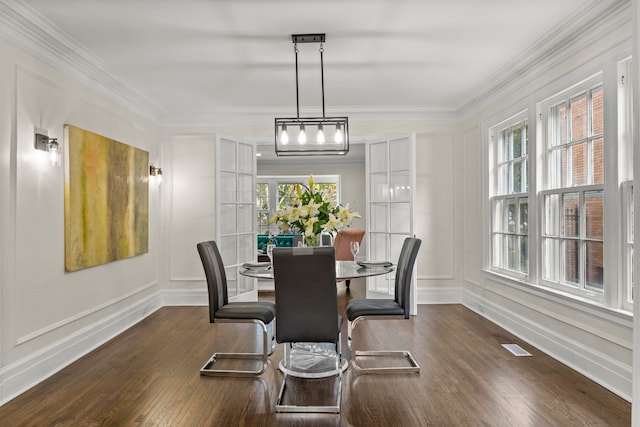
[
  {"x1": 366, "y1": 135, "x2": 417, "y2": 314},
  {"x1": 216, "y1": 136, "x2": 257, "y2": 302}
]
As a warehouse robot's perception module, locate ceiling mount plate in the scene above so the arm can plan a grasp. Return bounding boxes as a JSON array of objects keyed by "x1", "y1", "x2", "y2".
[{"x1": 292, "y1": 34, "x2": 326, "y2": 43}]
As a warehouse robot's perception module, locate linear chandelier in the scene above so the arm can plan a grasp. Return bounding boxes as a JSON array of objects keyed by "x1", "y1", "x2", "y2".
[{"x1": 275, "y1": 34, "x2": 349, "y2": 156}]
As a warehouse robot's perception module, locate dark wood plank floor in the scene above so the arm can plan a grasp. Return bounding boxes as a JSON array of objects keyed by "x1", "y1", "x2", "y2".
[{"x1": 0, "y1": 279, "x2": 630, "y2": 426}]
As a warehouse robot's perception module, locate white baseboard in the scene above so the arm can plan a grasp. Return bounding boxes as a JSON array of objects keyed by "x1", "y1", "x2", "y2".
[
  {"x1": 416, "y1": 286, "x2": 463, "y2": 305},
  {"x1": 462, "y1": 291, "x2": 632, "y2": 402},
  {"x1": 1, "y1": 291, "x2": 163, "y2": 406}
]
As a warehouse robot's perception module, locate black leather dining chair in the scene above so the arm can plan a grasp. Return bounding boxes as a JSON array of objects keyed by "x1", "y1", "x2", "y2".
[
  {"x1": 197, "y1": 240, "x2": 276, "y2": 376},
  {"x1": 272, "y1": 246, "x2": 343, "y2": 413},
  {"x1": 345, "y1": 237, "x2": 421, "y2": 373}
]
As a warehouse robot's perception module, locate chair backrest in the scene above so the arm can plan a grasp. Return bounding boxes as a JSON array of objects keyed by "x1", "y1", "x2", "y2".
[
  {"x1": 394, "y1": 237, "x2": 422, "y2": 318},
  {"x1": 197, "y1": 241, "x2": 228, "y2": 323},
  {"x1": 272, "y1": 247, "x2": 339, "y2": 344},
  {"x1": 333, "y1": 229, "x2": 366, "y2": 261}
]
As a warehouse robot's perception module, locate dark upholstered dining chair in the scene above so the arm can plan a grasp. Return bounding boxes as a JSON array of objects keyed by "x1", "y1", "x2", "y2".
[
  {"x1": 345, "y1": 237, "x2": 421, "y2": 373},
  {"x1": 272, "y1": 246, "x2": 343, "y2": 413},
  {"x1": 197, "y1": 240, "x2": 276, "y2": 376},
  {"x1": 332, "y1": 228, "x2": 365, "y2": 289}
]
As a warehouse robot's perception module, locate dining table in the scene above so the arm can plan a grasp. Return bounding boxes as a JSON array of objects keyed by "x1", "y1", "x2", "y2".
[{"x1": 239, "y1": 259, "x2": 395, "y2": 280}]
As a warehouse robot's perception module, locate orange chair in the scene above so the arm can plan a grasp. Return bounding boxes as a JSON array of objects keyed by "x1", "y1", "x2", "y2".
[{"x1": 333, "y1": 229, "x2": 365, "y2": 289}]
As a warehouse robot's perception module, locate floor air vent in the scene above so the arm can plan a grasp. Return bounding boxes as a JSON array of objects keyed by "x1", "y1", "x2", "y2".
[{"x1": 501, "y1": 343, "x2": 532, "y2": 357}]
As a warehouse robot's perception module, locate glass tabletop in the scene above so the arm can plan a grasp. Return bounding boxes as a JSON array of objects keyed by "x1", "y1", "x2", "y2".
[{"x1": 240, "y1": 260, "x2": 394, "y2": 280}]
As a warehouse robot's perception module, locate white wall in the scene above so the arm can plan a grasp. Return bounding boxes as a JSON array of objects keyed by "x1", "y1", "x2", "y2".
[
  {"x1": 0, "y1": 38, "x2": 162, "y2": 404},
  {"x1": 459, "y1": 20, "x2": 633, "y2": 400},
  {"x1": 0, "y1": 1, "x2": 633, "y2": 410}
]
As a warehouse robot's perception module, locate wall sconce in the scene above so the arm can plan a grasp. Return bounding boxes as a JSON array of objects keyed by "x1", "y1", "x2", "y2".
[
  {"x1": 149, "y1": 165, "x2": 163, "y2": 184},
  {"x1": 34, "y1": 132, "x2": 61, "y2": 166}
]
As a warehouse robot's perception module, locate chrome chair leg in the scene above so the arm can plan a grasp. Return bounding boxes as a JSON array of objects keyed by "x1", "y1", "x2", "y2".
[
  {"x1": 348, "y1": 316, "x2": 420, "y2": 374},
  {"x1": 200, "y1": 319, "x2": 274, "y2": 377}
]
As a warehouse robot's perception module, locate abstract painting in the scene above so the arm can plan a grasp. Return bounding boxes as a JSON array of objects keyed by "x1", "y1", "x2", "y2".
[{"x1": 64, "y1": 125, "x2": 149, "y2": 271}]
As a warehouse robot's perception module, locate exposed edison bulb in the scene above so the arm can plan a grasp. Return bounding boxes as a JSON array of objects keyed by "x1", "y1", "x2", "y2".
[
  {"x1": 317, "y1": 124, "x2": 325, "y2": 144},
  {"x1": 281, "y1": 124, "x2": 289, "y2": 145},
  {"x1": 334, "y1": 124, "x2": 343, "y2": 144},
  {"x1": 48, "y1": 140, "x2": 60, "y2": 166},
  {"x1": 298, "y1": 124, "x2": 306, "y2": 144}
]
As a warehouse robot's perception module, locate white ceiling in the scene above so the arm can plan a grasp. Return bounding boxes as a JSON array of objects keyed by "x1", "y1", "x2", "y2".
[{"x1": 7, "y1": 0, "x2": 618, "y2": 130}]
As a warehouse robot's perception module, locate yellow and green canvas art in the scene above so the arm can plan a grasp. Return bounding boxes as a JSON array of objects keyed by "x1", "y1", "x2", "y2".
[{"x1": 64, "y1": 125, "x2": 149, "y2": 272}]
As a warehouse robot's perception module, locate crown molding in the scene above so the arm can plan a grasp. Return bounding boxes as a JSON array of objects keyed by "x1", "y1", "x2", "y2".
[
  {"x1": 0, "y1": 0, "x2": 162, "y2": 122},
  {"x1": 458, "y1": 0, "x2": 632, "y2": 119},
  {"x1": 0, "y1": 0, "x2": 631, "y2": 128},
  {"x1": 160, "y1": 105, "x2": 462, "y2": 128}
]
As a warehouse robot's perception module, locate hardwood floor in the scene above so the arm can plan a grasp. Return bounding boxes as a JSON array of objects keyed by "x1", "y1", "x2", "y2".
[{"x1": 0, "y1": 280, "x2": 630, "y2": 426}]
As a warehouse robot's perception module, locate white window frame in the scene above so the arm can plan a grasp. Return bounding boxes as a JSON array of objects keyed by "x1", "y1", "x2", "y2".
[
  {"x1": 483, "y1": 49, "x2": 633, "y2": 314},
  {"x1": 489, "y1": 112, "x2": 530, "y2": 279}
]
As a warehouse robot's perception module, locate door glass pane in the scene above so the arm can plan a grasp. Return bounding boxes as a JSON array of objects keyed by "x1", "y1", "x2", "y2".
[
  {"x1": 237, "y1": 204, "x2": 253, "y2": 233},
  {"x1": 237, "y1": 143, "x2": 253, "y2": 174},
  {"x1": 238, "y1": 233, "x2": 253, "y2": 263},
  {"x1": 369, "y1": 233, "x2": 387, "y2": 261},
  {"x1": 237, "y1": 174, "x2": 253, "y2": 203},
  {"x1": 370, "y1": 173, "x2": 388, "y2": 202},
  {"x1": 220, "y1": 172, "x2": 236, "y2": 203},
  {"x1": 389, "y1": 138, "x2": 410, "y2": 171},
  {"x1": 369, "y1": 143, "x2": 387, "y2": 173},
  {"x1": 238, "y1": 272, "x2": 253, "y2": 294},
  {"x1": 226, "y1": 266, "x2": 238, "y2": 297},
  {"x1": 390, "y1": 203, "x2": 410, "y2": 234},
  {"x1": 219, "y1": 139, "x2": 236, "y2": 172},
  {"x1": 220, "y1": 204, "x2": 237, "y2": 234},
  {"x1": 389, "y1": 171, "x2": 411, "y2": 202},
  {"x1": 220, "y1": 236, "x2": 237, "y2": 265},
  {"x1": 370, "y1": 203, "x2": 387, "y2": 232},
  {"x1": 585, "y1": 190, "x2": 603, "y2": 239}
]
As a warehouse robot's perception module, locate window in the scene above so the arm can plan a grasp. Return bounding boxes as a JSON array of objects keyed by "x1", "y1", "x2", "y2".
[
  {"x1": 256, "y1": 183, "x2": 270, "y2": 234},
  {"x1": 541, "y1": 81, "x2": 604, "y2": 293},
  {"x1": 256, "y1": 175, "x2": 340, "y2": 234},
  {"x1": 486, "y1": 55, "x2": 633, "y2": 311},
  {"x1": 490, "y1": 116, "x2": 529, "y2": 275}
]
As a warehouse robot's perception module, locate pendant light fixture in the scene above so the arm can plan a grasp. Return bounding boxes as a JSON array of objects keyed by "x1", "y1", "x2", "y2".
[{"x1": 274, "y1": 34, "x2": 349, "y2": 156}]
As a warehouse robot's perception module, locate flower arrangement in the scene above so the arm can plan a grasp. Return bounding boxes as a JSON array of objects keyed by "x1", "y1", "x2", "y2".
[{"x1": 270, "y1": 175, "x2": 361, "y2": 246}]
